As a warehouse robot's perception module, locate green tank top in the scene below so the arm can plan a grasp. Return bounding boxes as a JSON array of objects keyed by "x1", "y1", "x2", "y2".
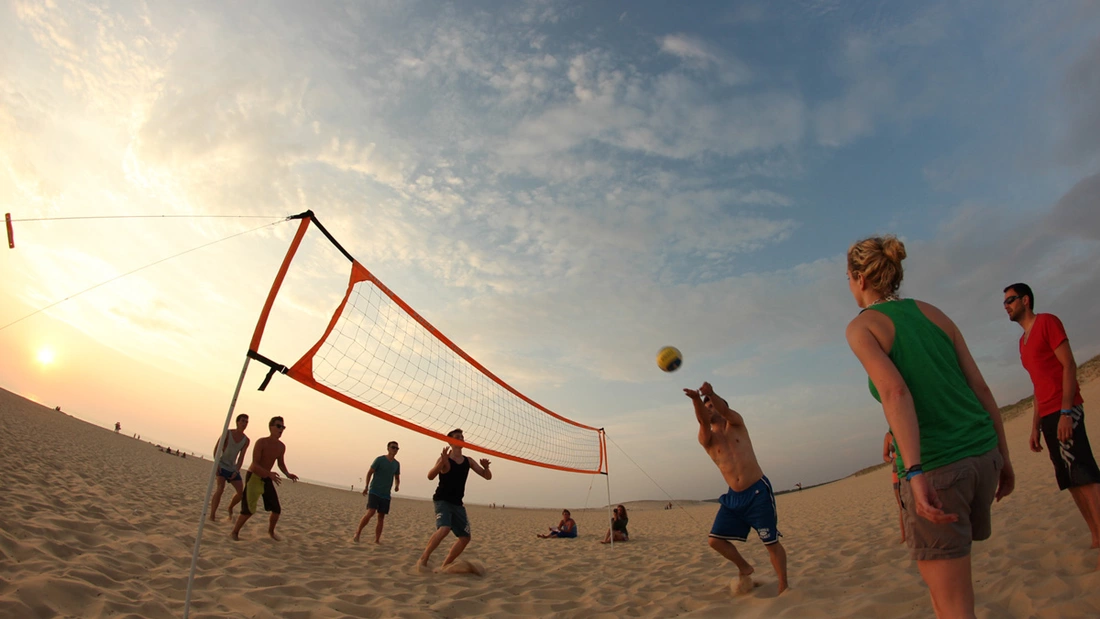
[{"x1": 865, "y1": 299, "x2": 998, "y2": 475}]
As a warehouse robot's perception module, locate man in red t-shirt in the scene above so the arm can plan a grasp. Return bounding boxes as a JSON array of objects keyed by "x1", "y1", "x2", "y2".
[{"x1": 1005, "y1": 283, "x2": 1100, "y2": 552}]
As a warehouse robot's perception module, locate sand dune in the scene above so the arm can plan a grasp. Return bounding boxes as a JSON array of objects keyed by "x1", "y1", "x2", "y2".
[{"x1": 4, "y1": 380, "x2": 1100, "y2": 617}]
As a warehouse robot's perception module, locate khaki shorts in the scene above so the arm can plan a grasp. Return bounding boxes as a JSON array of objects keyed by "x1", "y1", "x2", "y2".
[{"x1": 899, "y1": 448, "x2": 1002, "y2": 561}]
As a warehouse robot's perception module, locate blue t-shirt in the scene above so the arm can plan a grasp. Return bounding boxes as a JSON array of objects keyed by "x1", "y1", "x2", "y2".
[{"x1": 368, "y1": 456, "x2": 400, "y2": 499}]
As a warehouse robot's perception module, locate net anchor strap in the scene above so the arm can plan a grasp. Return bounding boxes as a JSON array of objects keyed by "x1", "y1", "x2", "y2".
[{"x1": 246, "y1": 350, "x2": 288, "y2": 391}]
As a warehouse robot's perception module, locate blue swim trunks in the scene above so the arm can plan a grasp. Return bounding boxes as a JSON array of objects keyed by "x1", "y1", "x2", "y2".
[
  {"x1": 709, "y1": 476, "x2": 781, "y2": 545},
  {"x1": 217, "y1": 467, "x2": 242, "y2": 482}
]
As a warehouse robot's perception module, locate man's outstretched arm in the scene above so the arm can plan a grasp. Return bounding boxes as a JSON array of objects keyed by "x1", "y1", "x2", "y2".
[
  {"x1": 700, "y1": 382, "x2": 744, "y2": 427},
  {"x1": 684, "y1": 388, "x2": 713, "y2": 446}
]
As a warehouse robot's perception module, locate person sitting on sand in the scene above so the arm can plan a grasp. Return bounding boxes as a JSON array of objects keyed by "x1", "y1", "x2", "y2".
[
  {"x1": 600, "y1": 505, "x2": 629, "y2": 543},
  {"x1": 538, "y1": 509, "x2": 578, "y2": 538},
  {"x1": 230, "y1": 416, "x2": 298, "y2": 541},
  {"x1": 684, "y1": 382, "x2": 789, "y2": 594}
]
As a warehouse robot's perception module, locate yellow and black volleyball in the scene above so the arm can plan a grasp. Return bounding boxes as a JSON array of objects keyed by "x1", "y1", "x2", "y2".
[{"x1": 656, "y1": 346, "x2": 682, "y2": 372}]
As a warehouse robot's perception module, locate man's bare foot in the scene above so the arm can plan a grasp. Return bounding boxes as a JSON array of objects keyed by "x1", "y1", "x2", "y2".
[
  {"x1": 415, "y1": 560, "x2": 431, "y2": 573},
  {"x1": 777, "y1": 581, "x2": 789, "y2": 594},
  {"x1": 230, "y1": 531, "x2": 241, "y2": 541},
  {"x1": 352, "y1": 535, "x2": 360, "y2": 543},
  {"x1": 209, "y1": 514, "x2": 217, "y2": 523},
  {"x1": 269, "y1": 531, "x2": 281, "y2": 541},
  {"x1": 373, "y1": 539, "x2": 381, "y2": 544}
]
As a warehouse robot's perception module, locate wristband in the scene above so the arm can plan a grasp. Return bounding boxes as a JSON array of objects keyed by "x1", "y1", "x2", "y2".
[
  {"x1": 904, "y1": 464, "x2": 923, "y2": 480},
  {"x1": 1060, "y1": 409, "x2": 1073, "y2": 416}
]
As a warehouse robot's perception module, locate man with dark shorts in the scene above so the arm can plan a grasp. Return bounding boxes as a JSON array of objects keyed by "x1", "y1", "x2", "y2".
[
  {"x1": 416, "y1": 429, "x2": 492, "y2": 572},
  {"x1": 353, "y1": 440, "x2": 401, "y2": 543},
  {"x1": 1005, "y1": 283, "x2": 1100, "y2": 553},
  {"x1": 684, "y1": 382, "x2": 788, "y2": 594},
  {"x1": 231, "y1": 416, "x2": 298, "y2": 541}
]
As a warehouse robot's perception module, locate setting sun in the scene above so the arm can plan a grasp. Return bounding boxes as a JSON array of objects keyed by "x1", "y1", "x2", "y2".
[{"x1": 36, "y1": 347, "x2": 56, "y2": 365}]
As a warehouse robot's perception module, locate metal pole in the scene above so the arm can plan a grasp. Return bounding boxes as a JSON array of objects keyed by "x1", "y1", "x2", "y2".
[
  {"x1": 183, "y1": 355, "x2": 252, "y2": 619},
  {"x1": 603, "y1": 430, "x2": 613, "y2": 549}
]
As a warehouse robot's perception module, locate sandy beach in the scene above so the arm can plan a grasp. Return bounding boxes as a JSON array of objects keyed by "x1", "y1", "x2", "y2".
[{"x1": 4, "y1": 375, "x2": 1100, "y2": 618}]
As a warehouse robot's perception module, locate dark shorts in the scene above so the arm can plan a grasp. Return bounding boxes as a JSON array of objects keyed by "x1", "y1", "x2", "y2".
[
  {"x1": 433, "y1": 500, "x2": 470, "y2": 538},
  {"x1": 709, "y1": 476, "x2": 780, "y2": 545},
  {"x1": 900, "y1": 448, "x2": 1002, "y2": 561},
  {"x1": 367, "y1": 493, "x2": 391, "y2": 515},
  {"x1": 550, "y1": 527, "x2": 578, "y2": 538},
  {"x1": 241, "y1": 472, "x2": 281, "y2": 515},
  {"x1": 217, "y1": 467, "x2": 242, "y2": 483},
  {"x1": 1040, "y1": 405, "x2": 1100, "y2": 491}
]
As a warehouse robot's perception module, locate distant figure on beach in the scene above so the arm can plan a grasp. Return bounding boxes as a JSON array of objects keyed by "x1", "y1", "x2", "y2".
[
  {"x1": 1004, "y1": 283, "x2": 1100, "y2": 554},
  {"x1": 846, "y1": 236, "x2": 1013, "y2": 617},
  {"x1": 210, "y1": 414, "x2": 250, "y2": 522},
  {"x1": 231, "y1": 416, "x2": 298, "y2": 541},
  {"x1": 883, "y1": 430, "x2": 905, "y2": 543},
  {"x1": 417, "y1": 429, "x2": 492, "y2": 573},
  {"x1": 114, "y1": 421, "x2": 121, "y2": 433},
  {"x1": 796, "y1": 483, "x2": 802, "y2": 492},
  {"x1": 684, "y1": 382, "x2": 788, "y2": 595},
  {"x1": 600, "y1": 505, "x2": 629, "y2": 543},
  {"x1": 538, "y1": 509, "x2": 577, "y2": 538},
  {"x1": 354, "y1": 440, "x2": 401, "y2": 543}
]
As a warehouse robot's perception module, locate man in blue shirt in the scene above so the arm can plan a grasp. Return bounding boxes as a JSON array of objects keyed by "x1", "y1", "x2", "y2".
[{"x1": 353, "y1": 441, "x2": 401, "y2": 543}]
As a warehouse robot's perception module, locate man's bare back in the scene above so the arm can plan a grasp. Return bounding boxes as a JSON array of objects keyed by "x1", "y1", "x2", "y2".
[{"x1": 687, "y1": 383, "x2": 764, "y2": 492}]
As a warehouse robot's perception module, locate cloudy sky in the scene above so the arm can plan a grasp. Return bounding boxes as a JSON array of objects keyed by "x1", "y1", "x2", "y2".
[{"x1": 2, "y1": 0, "x2": 1100, "y2": 509}]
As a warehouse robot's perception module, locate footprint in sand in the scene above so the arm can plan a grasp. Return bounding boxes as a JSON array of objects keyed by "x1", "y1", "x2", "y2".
[
  {"x1": 729, "y1": 574, "x2": 756, "y2": 595},
  {"x1": 442, "y1": 559, "x2": 486, "y2": 576}
]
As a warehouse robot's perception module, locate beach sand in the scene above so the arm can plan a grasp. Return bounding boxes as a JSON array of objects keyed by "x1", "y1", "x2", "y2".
[{"x1": 4, "y1": 379, "x2": 1100, "y2": 618}]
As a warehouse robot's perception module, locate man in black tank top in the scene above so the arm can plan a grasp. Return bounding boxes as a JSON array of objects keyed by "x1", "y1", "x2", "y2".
[{"x1": 416, "y1": 429, "x2": 492, "y2": 572}]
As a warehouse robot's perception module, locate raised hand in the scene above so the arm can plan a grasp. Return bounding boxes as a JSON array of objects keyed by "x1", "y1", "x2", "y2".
[
  {"x1": 683, "y1": 387, "x2": 701, "y2": 399},
  {"x1": 699, "y1": 382, "x2": 714, "y2": 397}
]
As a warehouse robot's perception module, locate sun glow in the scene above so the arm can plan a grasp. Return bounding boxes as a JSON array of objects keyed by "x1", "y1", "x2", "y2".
[{"x1": 36, "y1": 347, "x2": 56, "y2": 365}]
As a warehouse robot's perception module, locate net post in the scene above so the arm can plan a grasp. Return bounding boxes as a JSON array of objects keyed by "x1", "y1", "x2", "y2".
[
  {"x1": 5, "y1": 213, "x2": 13, "y2": 249},
  {"x1": 183, "y1": 355, "x2": 253, "y2": 619},
  {"x1": 601, "y1": 429, "x2": 614, "y2": 549},
  {"x1": 185, "y1": 211, "x2": 311, "y2": 618}
]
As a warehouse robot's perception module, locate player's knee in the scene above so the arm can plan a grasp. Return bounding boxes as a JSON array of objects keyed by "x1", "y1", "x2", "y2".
[{"x1": 707, "y1": 536, "x2": 726, "y2": 550}]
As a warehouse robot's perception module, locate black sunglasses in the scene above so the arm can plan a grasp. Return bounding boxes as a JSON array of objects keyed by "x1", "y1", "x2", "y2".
[
  {"x1": 388, "y1": 445, "x2": 399, "y2": 450},
  {"x1": 1003, "y1": 295, "x2": 1020, "y2": 306},
  {"x1": 272, "y1": 424, "x2": 286, "y2": 429}
]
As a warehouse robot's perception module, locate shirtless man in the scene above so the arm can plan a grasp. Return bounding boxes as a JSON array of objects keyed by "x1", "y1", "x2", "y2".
[
  {"x1": 210, "y1": 414, "x2": 250, "y2": 522},
  {"x1": 230, "y1": 416, "x2": 298, "y2": 541},
  {"x1": 685, "y1": 382, "x2": 788, "y2": 594}
]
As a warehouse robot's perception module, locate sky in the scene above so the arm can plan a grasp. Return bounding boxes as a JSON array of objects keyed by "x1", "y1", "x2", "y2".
[{"x1": 2, "y1": 0, "x2": 1100, "y2": 509}]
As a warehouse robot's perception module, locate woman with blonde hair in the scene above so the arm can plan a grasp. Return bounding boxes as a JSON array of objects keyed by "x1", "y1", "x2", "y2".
[{"x1": 845, "y1": 235, "x2": 1014, "y2": 618}]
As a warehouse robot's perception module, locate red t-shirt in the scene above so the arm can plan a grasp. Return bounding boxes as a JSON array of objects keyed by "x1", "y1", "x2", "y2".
[{"x1": 1020, "y1": 313, "x2": 1083, "y2": 417}]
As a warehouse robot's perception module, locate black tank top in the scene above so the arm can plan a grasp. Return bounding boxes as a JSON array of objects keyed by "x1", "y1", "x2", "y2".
[{"x1": 432, "y1": 455, "x2": 470, "y2": 505}]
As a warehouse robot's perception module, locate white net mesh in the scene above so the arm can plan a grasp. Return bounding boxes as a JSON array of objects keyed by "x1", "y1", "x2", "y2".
[{"x1": 292, "y1": 266, "x2": 603, "y2": 473}]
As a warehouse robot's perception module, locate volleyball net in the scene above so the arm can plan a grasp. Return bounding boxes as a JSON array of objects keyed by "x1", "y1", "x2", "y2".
[{"x1": 247, "y1": 211, "x2": 606, "y2": 474}]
